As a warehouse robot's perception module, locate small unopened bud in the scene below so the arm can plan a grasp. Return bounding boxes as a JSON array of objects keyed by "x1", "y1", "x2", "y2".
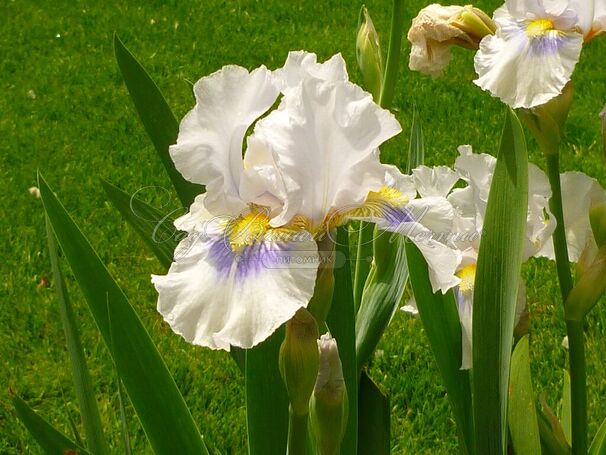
[
  {"x1": 309, "y1": 334, "x2": 348, "y2": 455},
  {"x1": 521, "y1": 82, "x2": 574, "y2": 155},
  {"x1": 356, "y1": 6, "x2": 383, "y2": 101},
  {"x1": 452, "y1": 6, "x2": 495, "y2": 38},
  {"x1": 600, "y1": 104, "x2": 606, "y2": 161},
  {"x1": 306, "y1": 234, "x2": 336, "y2": 325},
  {"x1": 565, "y1": 244, "x2": 606, "y2": 321},
  {"x1": 279, "y1": 308, "x2": 320, "y2": 417},
  {"x1": 590, "y1": 203, "x2": 606, "y2": 248},
  {"x1": 408, "y1": 4, "x2": 495, "y2": 77}
]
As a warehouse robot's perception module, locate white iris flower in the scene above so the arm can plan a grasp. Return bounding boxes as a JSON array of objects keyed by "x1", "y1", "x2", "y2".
[
  {"x1": 151, "y1": 52, "x2": 461, "y2": 351},
  {"x1": 403, "y1": 146, "x2": 555, "y2": 369},
  {"x1": 474, "y1": 0, "x2": 606, "y2": 108},
  {"x1": 537, "y1": 171, "x2": 606, "y2": 261}
]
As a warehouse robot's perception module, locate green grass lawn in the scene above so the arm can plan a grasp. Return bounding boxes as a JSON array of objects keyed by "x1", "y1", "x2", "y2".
[{"x1": 2, "y1": 0, "x2": 605, "y2": 453}]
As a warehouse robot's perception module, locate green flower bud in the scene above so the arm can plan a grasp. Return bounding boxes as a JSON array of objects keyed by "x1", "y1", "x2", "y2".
[
  {"x1": 521, "y1": 82, "x2": 573, "y2": 155},
  {"x1": 452, "y1": 6, "x2": 496, "y2": 44},
  {"x1": 356, "y1": 6, "x2": 383, "y2": 101},
  {"x1": 307, "y1": 233, "x2": 336, "y2": 325},
  {"x1": 590, "y1": 203, "x2": 606, "y2": 248},
  {"x1": 279, "y1": 308, "x2": 320, "y2": 417},
  {"x1": 565, "y1": 244, "x2": 606, "y2": 322},
  {"x1": 309, "y1": 334, "x2": 348, "y2": 455}
]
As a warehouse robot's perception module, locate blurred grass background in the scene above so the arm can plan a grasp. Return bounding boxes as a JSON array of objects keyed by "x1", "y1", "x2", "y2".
[{"x1": 1, "y1": 0, "x2": 605, "y2": 453}]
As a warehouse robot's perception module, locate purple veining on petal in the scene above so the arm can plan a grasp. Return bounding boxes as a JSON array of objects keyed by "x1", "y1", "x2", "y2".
[
  {"x1": 207, "y1": 236, "x2": 298, "y2": 282},
  {"x1": 529, "y1": 32, "x2": 565, "y2": 55},
  {"x1": 208, "y1": 237, "x2": 236, "y2": 278},
  {"x1": 381, "y1": 204, "x2": 415, "y2": 229}
]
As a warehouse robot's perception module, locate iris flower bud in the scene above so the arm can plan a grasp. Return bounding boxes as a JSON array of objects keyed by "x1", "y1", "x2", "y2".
[
  {"x1": 566, "y1": 203, "x2": 606, "y2": 321},
  {"x1": 306, "y1": 234, "x2": 336, "y2": 325},
  {"x1": 521, "y1": 82, "x2": 574, "y2": 155},
  {"x1": 565, "y1": 244, "x2": 606, "y2": 322},
  {"x1": 356, "y1": 6, "x2": 383, "y2": 101},
  {"x1": 279, "y1": 308, "x2": 320, "y2": 417},
  {"x1": 408, "y1": 4, "x2": 495, "y2": 77},
  {"x1": 590, "y1": 203, "x2": 606, "y2": 249},
  {"x1": 309, "y1": 334, "x2": 348, "y2": 455}
]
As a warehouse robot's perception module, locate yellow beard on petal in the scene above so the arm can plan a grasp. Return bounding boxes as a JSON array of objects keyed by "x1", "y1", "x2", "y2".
[
  {"x1": 226, "y1": 209, "x2": 315, "y2": 249},
  {"x1": 227, "y1": 211, "x2": 271, "y2": 251},
  {"x1": 457, "y1": 263, "x2": 477, "y2": 295},
  {"x1": 326, "y1": 186, "x2": 410, "y2": 230},
  {"x1": 526, "y1": 18, "x2": 555, "y2": 38}
]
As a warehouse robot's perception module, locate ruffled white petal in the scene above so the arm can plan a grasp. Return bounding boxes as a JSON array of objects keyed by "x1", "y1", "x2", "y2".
[
  {"x1": 505, "y1": 0, "x2": 570, "y2": 18},
  {"x1": 588, "y1": 0, "x2": 606, "y2": 38},
  {"x1": 569, "y1": 0, "x2": 606, "y2": 37},
  {"x1": 474, "y1": 4, "x2": 583, "y2": 108},
  {"x1": 248, "y1": 77, "x2": 402, "y2": 228},
  {"x1": 383, "y1": 164, "x2": 417, "y2": 200},
  {"x1": 240, "y1": 136, "x2": 288, "y2": 217},
  {"x1": 537, "y1": 171, "x2": 606, "y2": 261},
  {"x1": 454, "y1": 145, "x2": 496, "y2": 222},
  {"x1": 412, "y1": 165, "x2": 460, "y2": 198},
  {"x1": 454, "y1": 146, "x2": 555, "y2": 258},
  {"x1": 378, "y1": 197, "x2": 463, "y2": 293},
  {"x1": 570, "y1": 0, "x2": 596, "y2": 35},
  {"x1": 274, "y1": 51, "x2": 348, "y2": 92},
  {"x1": 174, "y1": 193, "x2": 215, "y2": 233},
  {"x1": 525, "y1": 164, "x2": 556, "y2": 258},
  {"x1": 169, "y1": 65, "x2": 280, "y2": 215},
  {"x1": 152, "y1": 231, "x2": 319, "y2": 350}
]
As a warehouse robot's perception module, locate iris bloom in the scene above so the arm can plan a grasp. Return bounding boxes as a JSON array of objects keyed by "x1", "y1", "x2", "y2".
[
  {"x1": 537, "y1": 171, "x2": 606, "y2": 261},
  {"x1": 403, "y1": 146, "x2": 555, "y2": 369},
  {"x1": 152, "y1": 52, "x2": 461, "y2": 350},
  {"x1": 474, "y1": 0, "x2": 606, "y2": 108}
]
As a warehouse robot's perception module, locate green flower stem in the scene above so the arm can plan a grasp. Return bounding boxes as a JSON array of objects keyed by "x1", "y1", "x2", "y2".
[
  {"x1": 546, "y1": 153, "x2": 574, "y2": 300},
  {"x1": 379, "y1": 0, "x2": 404, "y2": 110},
  {"x1": 287, "y1": 407, "x2": 309, "y2": 455},
  {"x1": 546, "y1": 153, "x2": 587, "y2": 454},
  {"x1": 353, "y1": 0, "x2": 403, "y2": 309},
  {"x1": 353, "y1": 222, "x2": 374, "y2": 311},
  {"x1": 566, "y1": 320, "x2": 587, "y2": 455}
]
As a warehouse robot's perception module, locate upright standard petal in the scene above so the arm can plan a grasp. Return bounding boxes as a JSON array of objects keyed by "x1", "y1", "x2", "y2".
[
  {"x1": 454, "y1": 146, "x2": 554, "y2": 256},
  {"x1": 169, "y1": 65, "x2": 280, "y2": 215},
  {"x1": 412, "y1": 165, "x2": 460, "y2": 198},
  {"x1": 248, "y1": 77, "x2": 402, "y2": 230},
  {"x1": 454, "y1": 145, "x2": 496, "y2": 223},
  {"x1": 474, "y1": 3, "x2": 583, "y2": 108},
  {"x1": 274, "y1": 51, "x2": 348, "y2": 92},
  {"x1": 525, "y1": 164, "x2": 556, "y2": 258},
  {"x1": 537, "y1": 172, "x2": 606, "y2": 261},
  {"x1": 153, "y1": 209, "x2": 320, "y2": 350},
  {"x1": 570, "y1": 0, "x2": 606, "y2": 39}
]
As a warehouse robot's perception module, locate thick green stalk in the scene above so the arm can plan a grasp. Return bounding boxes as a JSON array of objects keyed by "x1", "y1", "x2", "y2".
[
  {"x1": 546, "y1": 153, "x2": 574, "y2": 300},
  {"x1": 353, "y1": 0, "x2": 404, "y2": 308},
  {"x1": 566, "y1": 320, "x2": 587, "y2": 455},
  {"x1": 379, "y1": 0, "x2": 405, "y2": 110},
  {"x1": 546, "y1": 153, "x2": 586, "y2": 454},
  {"x1": 287, "y1": 408, "x2": 308, "y2": 455}
]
